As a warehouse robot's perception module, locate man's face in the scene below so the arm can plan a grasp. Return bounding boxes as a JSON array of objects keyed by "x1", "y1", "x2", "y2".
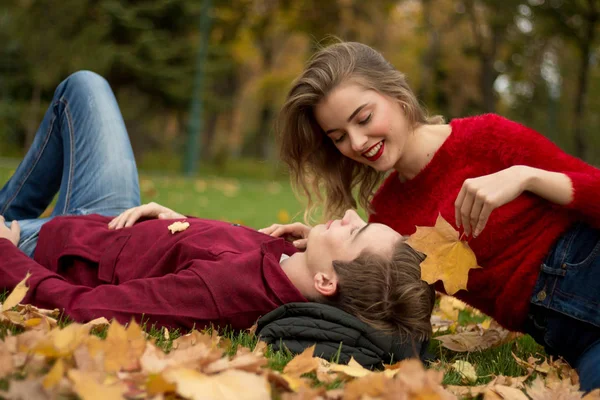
[{"x1": 305, "y1": 209, "x2": 403, "y2": 275}]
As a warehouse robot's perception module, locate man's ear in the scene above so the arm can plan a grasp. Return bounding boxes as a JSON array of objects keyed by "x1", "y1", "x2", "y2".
[{"x1": 314, "y1": 272, "x2": 338, "y2": 297}]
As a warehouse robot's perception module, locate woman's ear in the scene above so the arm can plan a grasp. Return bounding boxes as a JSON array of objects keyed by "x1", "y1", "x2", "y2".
[{"x1": 313, "y1": 272, "x2": 338, "y2": 297}]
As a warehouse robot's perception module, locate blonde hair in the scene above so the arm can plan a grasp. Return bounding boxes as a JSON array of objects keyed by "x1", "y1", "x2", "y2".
[
  {"x1": 322, "y1": 241, "x2": 435, "y2": 341},
  {"x1": 277, "y1": 41, "x2": 443, "y2": 222}
]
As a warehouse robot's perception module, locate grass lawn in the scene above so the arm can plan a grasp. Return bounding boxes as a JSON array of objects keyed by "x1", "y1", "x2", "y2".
[{"x1": 0, "y1": 163, "x2": 555, "y2": 398}]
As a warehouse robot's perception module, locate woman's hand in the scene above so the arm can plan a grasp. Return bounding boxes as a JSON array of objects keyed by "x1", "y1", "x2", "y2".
[
  {"x1": 258, "y1": 222, "x2": 312, "y2": 249},
  {"x1": 0, "y1": 216, "x2": 20, "y2": 246},
  {"x1": 108, "y1": 202, "x2": 186, "y2": 230},
  {"x1": 455, "y1": 166, "x2": 532, "y2": 238}
]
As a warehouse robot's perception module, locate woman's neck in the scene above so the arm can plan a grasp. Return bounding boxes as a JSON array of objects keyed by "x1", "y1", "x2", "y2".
[{"x1": 394, "y1": 123, "x2": 452, "y2": 182}]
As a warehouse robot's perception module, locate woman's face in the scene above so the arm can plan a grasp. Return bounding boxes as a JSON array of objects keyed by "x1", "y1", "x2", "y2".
[{"x1": 314, "y1": 81, "x2": 411, "y2": 172}]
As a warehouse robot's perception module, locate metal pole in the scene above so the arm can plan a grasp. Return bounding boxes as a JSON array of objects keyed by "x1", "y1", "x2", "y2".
[{"x1": 184, "y1": 0, "x2": 213, "y2": 176}]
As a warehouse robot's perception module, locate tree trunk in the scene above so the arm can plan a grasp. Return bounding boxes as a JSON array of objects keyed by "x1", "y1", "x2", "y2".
[
  {"x1": 572, "y1": 1, "x2": 598, "y2": 160},
  {"x1": 418, "y1": 0, "x2": 440, "y2": 106},
  {"x1": 480, "y1": 54, "x2": 496, "y2": 113}
]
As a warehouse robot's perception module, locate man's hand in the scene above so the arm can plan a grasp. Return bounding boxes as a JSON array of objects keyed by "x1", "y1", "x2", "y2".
[
  {"x1": 258, "y1": 222, "x2": 312, "y2": 249},
  {"x1": 108, "y1": 202, "x2": 186, "y2": 230},
  {"x1": 0, "y1": 216, "x2": 20, "y2": 246}
]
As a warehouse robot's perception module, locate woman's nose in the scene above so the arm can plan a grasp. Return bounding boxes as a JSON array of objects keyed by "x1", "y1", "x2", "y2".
[{"x1": 349, "y1": 131, "x2": 368, "y2": 153}]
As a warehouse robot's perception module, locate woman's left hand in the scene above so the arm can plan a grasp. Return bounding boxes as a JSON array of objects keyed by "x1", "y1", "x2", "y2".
[{"x1": 455, "y1": 166, "x2": 531, "y2": 238}]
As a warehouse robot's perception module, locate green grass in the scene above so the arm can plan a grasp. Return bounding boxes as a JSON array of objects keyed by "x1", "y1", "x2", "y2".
[{"x1": 0, "y1": 162, "x2": 548, "y2": 396}]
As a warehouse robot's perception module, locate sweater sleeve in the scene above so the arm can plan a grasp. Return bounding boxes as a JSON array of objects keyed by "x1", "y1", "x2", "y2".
[
  {"x1": 0, "y1": 239, "x2": 219, "y2": 330},
  {"x1": 483, "y1": 114, "x2": 600, "y2": 223}
]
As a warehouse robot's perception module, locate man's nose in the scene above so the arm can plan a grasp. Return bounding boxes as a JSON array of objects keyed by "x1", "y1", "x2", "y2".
[{"x1": 341, "y1": 209, "x2": 358, "y2": 225}]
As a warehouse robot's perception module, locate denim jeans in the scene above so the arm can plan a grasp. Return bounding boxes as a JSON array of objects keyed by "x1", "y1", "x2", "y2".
[
  {"x1": 525, "y1": 222, "x2": 600, "y2": 392},
  {"x1": 1, "y1": 70, "x2": 140, "y2": 257}
]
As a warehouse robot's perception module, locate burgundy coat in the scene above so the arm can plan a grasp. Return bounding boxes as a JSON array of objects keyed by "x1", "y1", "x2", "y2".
[{"x1": 0, "y1": 214, "x2": 307, "y2": 330}]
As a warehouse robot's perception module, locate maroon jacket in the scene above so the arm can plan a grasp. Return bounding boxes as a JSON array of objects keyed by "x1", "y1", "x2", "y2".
[{"x1": 0, "y1": 214, "x2": 307, "y2": 330}]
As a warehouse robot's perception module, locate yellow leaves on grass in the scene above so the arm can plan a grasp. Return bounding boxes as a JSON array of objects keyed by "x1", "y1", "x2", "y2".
[{"x1": 407, "y1": 214, "x2": 482, "y2": 295}]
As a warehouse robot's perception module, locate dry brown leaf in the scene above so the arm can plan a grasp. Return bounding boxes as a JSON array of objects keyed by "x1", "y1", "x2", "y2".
[
  {"x1": 0, "y1": 377, "x2": 49, "y2": 400},
  {"x1": 490, "y1": 385, "x2": 529, "y2": 400},
  {"x1": 82, "y1": 317, "x2": 110, "y2": 333},
  {"x1": 204, "y1": 348, "x2": 267, "y2": 374},
  {"x1": 0, "y1": 339, "x2": 15, "y2": 379},
  {"x1": 146, "y1": 373, "x2": 177, "y2": 396},
  {"x1": 384, "y1": 359, "x2": 456, "y2": 400},
  {"x1": 141, "y1": 340, "x2": 223, "y2": 374},
  {"x1": 436, "y1": 327, "x2": 513, "y2": 352},
  {"x1": 583, "y1": 390, "x2": 600, "y2": 399},
  {"x1": 328, "y1": 357, "x2": 372, "y2": 379},
  {"x1": 283, "y1": 345, "x2": 319, "y2": 377},
  {"x1": 102, "y1": 320, "x2": 147, "y2": 372},
  {"x1": 171, "y1": 329, "x2": 214, "y2": 350},
  {"x1": 266, "y1": 370, "x2": 310, "y2": 393},
  {"x1": 315, "y1": 358, "x2": 338, "y2": 384},
  {"x1": 1, "y1": 273, "x2": 31, "y2": 312},
  {"x1": 163, "y1": 367, "x2": 271, "y2": 400},
  {"x1": 525, "y1": 376, "x2": 583, "y2": 400},
  {"x1": 343, "y1": 372, "x2": 389, "y2": 400},
  {"x1": 68, "y1": 369, "x2": 126, "y2": 400},
  {"x1": 42, "y1": 358, "x2": 65, "y2": 389},
  {"x1": 29, "y1": 323, "x2": 89, "y2": 358},
  {"x1": 167, "y1": 221, "x2": 190, "y2": 234},
  {"x1": 406, "y1": 214, "x2": 482, "y2": 294}
]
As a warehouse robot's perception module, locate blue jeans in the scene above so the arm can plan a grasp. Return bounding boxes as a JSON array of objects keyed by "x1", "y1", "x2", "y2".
[
  {"x1": 1, "y1": 70, "x2": 140, "y2": 257},
  {"x1": 525, "y1": 222, "x2": 600, "y2": 392}
]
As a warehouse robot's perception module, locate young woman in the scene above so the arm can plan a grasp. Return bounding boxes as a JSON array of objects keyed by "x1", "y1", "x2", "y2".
[{"x1": 269, "y1": 41, "x2": 600, "y2": 391}]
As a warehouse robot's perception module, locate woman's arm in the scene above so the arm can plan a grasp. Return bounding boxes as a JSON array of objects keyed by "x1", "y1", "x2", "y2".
[{"x1": 455, "y1": 115, "x2": 600, "y2": 236}]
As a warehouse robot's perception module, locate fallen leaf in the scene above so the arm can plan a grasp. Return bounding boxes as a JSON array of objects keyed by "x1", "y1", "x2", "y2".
[
  {"x1": 167, "y1": 221, "x2": 190, "y2": 234},
  {"x1": 146, "y1": 373, "x2": 177, "y2": 396},
  {"x1": 491, "y1": 385, "x2": 529, "y2": 400},
  {"x1": 68, "y1": 369, "x2": 126, "y2": 400},
  {"x1": 1, "y1": 272, "x2": 31, "y2": 311},
  {"x1": 42, "y1": 358, "x2": 65, "y2": 389},
  {"x1": 283, "y1": 345, "x2": 319, "y2": 377},
  {"x1": 0, "y1": 339, "x2": 15, "y2": 378},
  {"x1": 163, "y1": 368, "x2": 270, "y2": 400},
  {"x1": 436, "y1": 327, "x2": 513, "y2": 352},
  {"x1": 451, "y1": 360, "x2": 477, "y2": 383},
  {"x1": 343, "y1": 373, "x2": 388, "y2": 400},
  {"x1": 329, "y1": 357, "x2": 372, "y2": 379},
  {"x1": 0, "y1": 377, "x2": 50, "y2": 400},
  {"x1": 102, "y1": 320, "x2": 147, "y2": 372},
  {"x1": 82, "y1": 317, "x2": 110, "y2": 333},
  {"x1": 406, "y1": 214, "x2": 482, "y2": 294}
]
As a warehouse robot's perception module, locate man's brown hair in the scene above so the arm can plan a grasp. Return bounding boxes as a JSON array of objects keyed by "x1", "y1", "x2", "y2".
[{"x1": 321, "y1": 240, "x2": 434, "y2": 341}]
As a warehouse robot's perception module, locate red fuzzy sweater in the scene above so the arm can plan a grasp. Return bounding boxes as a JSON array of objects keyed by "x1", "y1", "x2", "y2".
[{"x1": 369, "y1": 114, "x2": 600, "y2": 331}]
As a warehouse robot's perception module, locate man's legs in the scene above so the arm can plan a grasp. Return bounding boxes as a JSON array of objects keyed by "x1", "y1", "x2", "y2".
[{"x1": 0, "y1": 70, "x2": 140, "y2": 257}]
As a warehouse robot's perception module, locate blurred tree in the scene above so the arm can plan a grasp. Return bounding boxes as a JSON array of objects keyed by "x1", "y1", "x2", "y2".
[{"x1": 530, "y1": 0, "x2": 599, "y2": 159}]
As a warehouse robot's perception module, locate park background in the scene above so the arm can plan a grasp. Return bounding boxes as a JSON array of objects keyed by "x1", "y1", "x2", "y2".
[{"x1": 1, "y1": 2, "x2": 599, "y2": 212}]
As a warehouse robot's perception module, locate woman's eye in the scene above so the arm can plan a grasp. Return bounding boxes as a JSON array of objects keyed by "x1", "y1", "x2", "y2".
[
  {"x1": 334, "y1": 134, "x2": 346, "y2": 144},
  {"x1": 358, "y1": 113, "x2": 372, "y2": 125}
]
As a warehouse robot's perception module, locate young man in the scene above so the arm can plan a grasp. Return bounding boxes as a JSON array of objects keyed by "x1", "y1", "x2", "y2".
[{"x1": 0, "y1": 71, "x2": 434, "y2": 340}]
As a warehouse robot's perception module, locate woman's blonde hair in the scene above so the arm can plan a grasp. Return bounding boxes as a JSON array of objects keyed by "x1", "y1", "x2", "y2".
[{"x1": 277, "y1": 41, "x2": 443, "y2": 222}]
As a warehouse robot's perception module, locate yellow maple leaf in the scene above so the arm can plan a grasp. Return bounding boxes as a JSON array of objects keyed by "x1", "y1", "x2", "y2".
[
  {"x1": 406, "y1": 214, "x2": 481, "y2": 295},
  {"x1": 1, "y1": 272, "x2": 31, "y2": 312}
]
